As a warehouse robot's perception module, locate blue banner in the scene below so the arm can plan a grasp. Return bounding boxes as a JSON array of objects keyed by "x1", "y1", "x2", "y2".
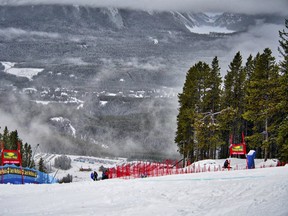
[{"x1": 0, "y1": 164, "x2": 58, "y2": 184}]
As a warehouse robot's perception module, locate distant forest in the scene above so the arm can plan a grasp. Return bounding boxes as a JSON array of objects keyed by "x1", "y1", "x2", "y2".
[{"x1": 175, "y1": 19, "x2": 288, "y2": 162}]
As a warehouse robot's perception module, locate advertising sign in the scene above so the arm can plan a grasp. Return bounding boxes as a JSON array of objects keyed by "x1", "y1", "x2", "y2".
[
  {"x1": 229, "y1": 144, "x2": 246, "y2": 155},
  {"x1": 229, "y1": 132, "x2": 247, "y2": 156},
  {"x1": 0, "y1": 166, "x2": 38, "y2": 178},
  {"x1": 2, "y1": 150, "x2": 21, "y2": 164}
]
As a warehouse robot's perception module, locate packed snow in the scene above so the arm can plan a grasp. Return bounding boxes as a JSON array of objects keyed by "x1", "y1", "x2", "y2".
[{"x1": 0, "y1": 154, "x2": 287, "y2": 216}]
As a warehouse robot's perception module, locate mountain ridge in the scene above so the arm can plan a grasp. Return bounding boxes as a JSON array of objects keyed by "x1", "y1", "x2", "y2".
[{"x1": 0, "y1": 4, "x2": 284, "y2": 159}]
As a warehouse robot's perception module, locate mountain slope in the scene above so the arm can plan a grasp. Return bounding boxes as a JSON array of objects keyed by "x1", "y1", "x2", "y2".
[{"x1": 0, "y1": 5, "x2": 284, "y2": 158}]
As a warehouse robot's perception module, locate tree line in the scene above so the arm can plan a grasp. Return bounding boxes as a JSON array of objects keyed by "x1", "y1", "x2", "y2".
[
  {"x1": 175, "y1": 20, "x2": 288, "y2": 163},
  {"x1": 0, "y1": 126, "x2": 46, "y2": 172}
]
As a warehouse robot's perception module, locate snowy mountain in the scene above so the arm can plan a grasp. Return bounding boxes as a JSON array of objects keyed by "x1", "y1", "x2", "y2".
[
  {"x1": 0, "y1": 6, "x2": 251, "y2": 33},
  {"x1": 0, "y1": 4, "x2": 284, "y2": 158}
]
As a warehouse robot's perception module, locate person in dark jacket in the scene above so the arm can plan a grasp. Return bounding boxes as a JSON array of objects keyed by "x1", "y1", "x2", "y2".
[
  {"x1": 93, "y1": 171, "x2": 98, "y2": 181},
  {"x1": 102, "y1": 169, "x2": 109, "y2": 180},
  {"x1": 223, "y1": 159, "x2": 230, "y2": 169}
]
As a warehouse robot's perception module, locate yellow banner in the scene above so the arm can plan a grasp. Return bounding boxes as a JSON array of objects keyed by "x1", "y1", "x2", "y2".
[
  {"x1": 3, "y1": 152, "x2": 18, "y2": 160},
  {"x1": 232, "y1": 145, "x2": 243, "y2": 152}
]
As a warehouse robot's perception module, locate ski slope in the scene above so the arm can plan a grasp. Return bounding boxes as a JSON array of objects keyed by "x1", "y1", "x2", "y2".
[{"x1": 0, "y1": 155, "x2": 287, "y2": 216}]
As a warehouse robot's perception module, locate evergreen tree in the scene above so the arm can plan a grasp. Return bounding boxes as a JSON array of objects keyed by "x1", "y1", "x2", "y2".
[
  {"x1": 21, "y1": 143, "x2": 34, "y2": 168},
  {"x1": 243, "y1": 48, "x2": 280, "y2": 160},
  {"x1": 277, "y1": 19, "x2": 288, "y2": 161},
  {"x1": 277, "y1": 117, "x2": 288, "y2": 161},
  {"x1": 2, "y1": 126, "x2": 9, "y2": 149},
  {"x1": 175, "y1": 21, "x2": 287, "y2": 162},
  {"x1": 176, "y1": 59, "x2": 224, "y2": 161},
  {"x1": 242, "y1": 55, "x2": 257, "y2": 142},
  {"x1": 244, "y1": 55, "x2": 255, "y2": 81},
  {"x1": 9, "y1": 130, "x2": 19, "y2": 150},
  {"x1": 222, "y1": 52, "x2": 243, "y2": 109},
  {"x1": 175, "y1": 61, "x2": 210, "y2": 163},
  {"x1": 54, "y1": 155, "x2": 72, "y2": 170},
  {"x1": 199, "y1": 57, "x2": 223, "y2": 159},
  {"x1": 0, "y1": 127, "x2": 34, "y2": 167},
  {"x1": 203, "y1": 56, "x2": 222, "y2": 113},
  {"x1": 38, "y1": 157, "x2": 46, "y2": 173},
  {"x1": 278, "y1": 19, "x2": 288, "y2": 73},
  {"x1": 221, "y1": 52, "x2": 246, "y2": 157}
]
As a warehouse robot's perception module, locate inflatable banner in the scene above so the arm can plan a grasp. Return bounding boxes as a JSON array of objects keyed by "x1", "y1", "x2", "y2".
[{"x1": 0, "y1": 164, "x2": 58, "y2": 184}]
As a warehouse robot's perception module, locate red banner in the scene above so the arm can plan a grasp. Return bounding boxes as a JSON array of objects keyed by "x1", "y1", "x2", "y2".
[
  {"x1": 229, "y1": 144, "x2": 246, "y2": 155},
  {"x1": 2, "y1": 150, "x2": 21, "y2": 164},
  {"x1": 229, "y1": 132, "x2": 247, "y2": 156}
]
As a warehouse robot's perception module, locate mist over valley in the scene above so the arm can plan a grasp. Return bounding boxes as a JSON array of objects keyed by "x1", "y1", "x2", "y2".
[{"x1": 0, "y1": 3, "x2": 284, "y2": 160}]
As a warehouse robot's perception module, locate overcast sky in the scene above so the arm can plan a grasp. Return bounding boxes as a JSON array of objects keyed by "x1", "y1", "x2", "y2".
[{"x1": 0, "y1": 0, "x2": 287, "y2": 16}]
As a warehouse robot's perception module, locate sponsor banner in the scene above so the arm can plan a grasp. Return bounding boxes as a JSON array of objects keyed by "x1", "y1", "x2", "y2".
[
  {"x1": 230, "y1": 144, "x2": 246, "y2": 155},
  {"x1": 0, "y1": 167, "x2": 38, "y2": 178},
  {"x1": 2, "y1": 150, "x2": 21, "y2": 164},
  {"x1": 3, "y1": 152, "x2": 18, "y2": 160}
]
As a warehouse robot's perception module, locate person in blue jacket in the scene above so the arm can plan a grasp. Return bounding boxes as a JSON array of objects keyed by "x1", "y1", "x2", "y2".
[
  {"x1": 90, "y1": 171, "x2": 98, "y2": 181},
  {"x1": 90, "y1": 172, "x2": 94, "y2": 180}
]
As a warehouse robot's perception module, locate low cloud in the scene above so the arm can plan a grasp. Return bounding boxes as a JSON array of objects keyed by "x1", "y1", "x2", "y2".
[
  {"x1": 217, "y1": 22, "x2": 283, "y2": 75},
  {"x1": 122, "y1": 57, "x2": 165, "y2": 71},
  {"x1": 0, "y1": 94, "x2": 75, "y2": 153},
  {"x1": 1, "y1": 0, "x2": 287, "y2": 16},
  {"x1": 0, "y1": 107, "x2": 50, "y2": 150},
  {"x1": 0, "y1": 27, "x2": 60, "y2": 39}
]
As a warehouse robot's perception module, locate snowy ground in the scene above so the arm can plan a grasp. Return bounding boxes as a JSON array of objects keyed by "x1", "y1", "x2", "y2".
[
  {"x1": 1, "y1": 61, "x2": 43, "y2": 80},
  {"x1": 0, "y1": 154, "x2": 287, "y2": 216},
  {"x1": 186, "y1": 25, "x2": 235, "y2": 34}
]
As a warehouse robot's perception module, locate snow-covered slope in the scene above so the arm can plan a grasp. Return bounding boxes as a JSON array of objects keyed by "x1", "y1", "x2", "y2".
[
  {"x1": 1, "y1": 158, "x2": 287, "y2": 216},
  {"x1": 35, "y1": 153, "x2": 280, "y2": 182},
  {"x1": 1, "y1": 61, "x2": 43, "y2": 81}
]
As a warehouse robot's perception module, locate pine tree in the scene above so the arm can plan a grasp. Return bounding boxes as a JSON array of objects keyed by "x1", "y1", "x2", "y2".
[
  {"x1": 2, "y1": 126, "x2": 9, "y2": 149},
  {"x1": 38, "y1": 157, "x2": 46, "y2": 173},
  {"x1": 175, "y1": 59, "x2": 224, "y2": 161},
  {"x1": 204, "y1": 56, "x2": 222, "y2": 113},
  {"x1": 221, "y1": 52, "x2": 246, "y2": 156},
  {"x1": 277, "y1": 19, "x2": 288, "y2": 161},
  {"x1": 175, "y1": 61, "x2": 210, "y2": 163},
  {"x1": 0, "y1": 127, "x2": 34, "y2": 167},
  {"x1": 222, "y1": 52, "x2": 243, "y2": 108},
  {"x1": 242, "y1": 55, "x2": 256, "y2": 142},
  {"x1": 277, "y1": 117, "x2": 288, "y2": 161},
  {"x1": 21, "y1": 143, "x2": 34, "y2": 168},
  {"x1": 200, "y1": 57, "x2": 223, "y2": 159},
  {"x1": 244, "y1": 55, "x2": 255, "y2": 81},
  {"x1": 9, "y1": 130, "x2": 19, "y2": 150},
  {"x1": 278, "y1": 19, "x2": 288, "y2": 74},
  {"x1": 243, "y1": 48, "x2": 280, "y2": 160}
]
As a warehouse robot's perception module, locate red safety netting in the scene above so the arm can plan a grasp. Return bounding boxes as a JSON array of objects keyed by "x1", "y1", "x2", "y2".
[{"x1": 106, "y1": 159, "x2": 235, "y2": 180}]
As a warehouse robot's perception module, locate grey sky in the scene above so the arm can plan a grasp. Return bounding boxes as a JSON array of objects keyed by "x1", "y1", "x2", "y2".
[{"x1": 1, "y1": 0, "x2": 287, "y2": 15}]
